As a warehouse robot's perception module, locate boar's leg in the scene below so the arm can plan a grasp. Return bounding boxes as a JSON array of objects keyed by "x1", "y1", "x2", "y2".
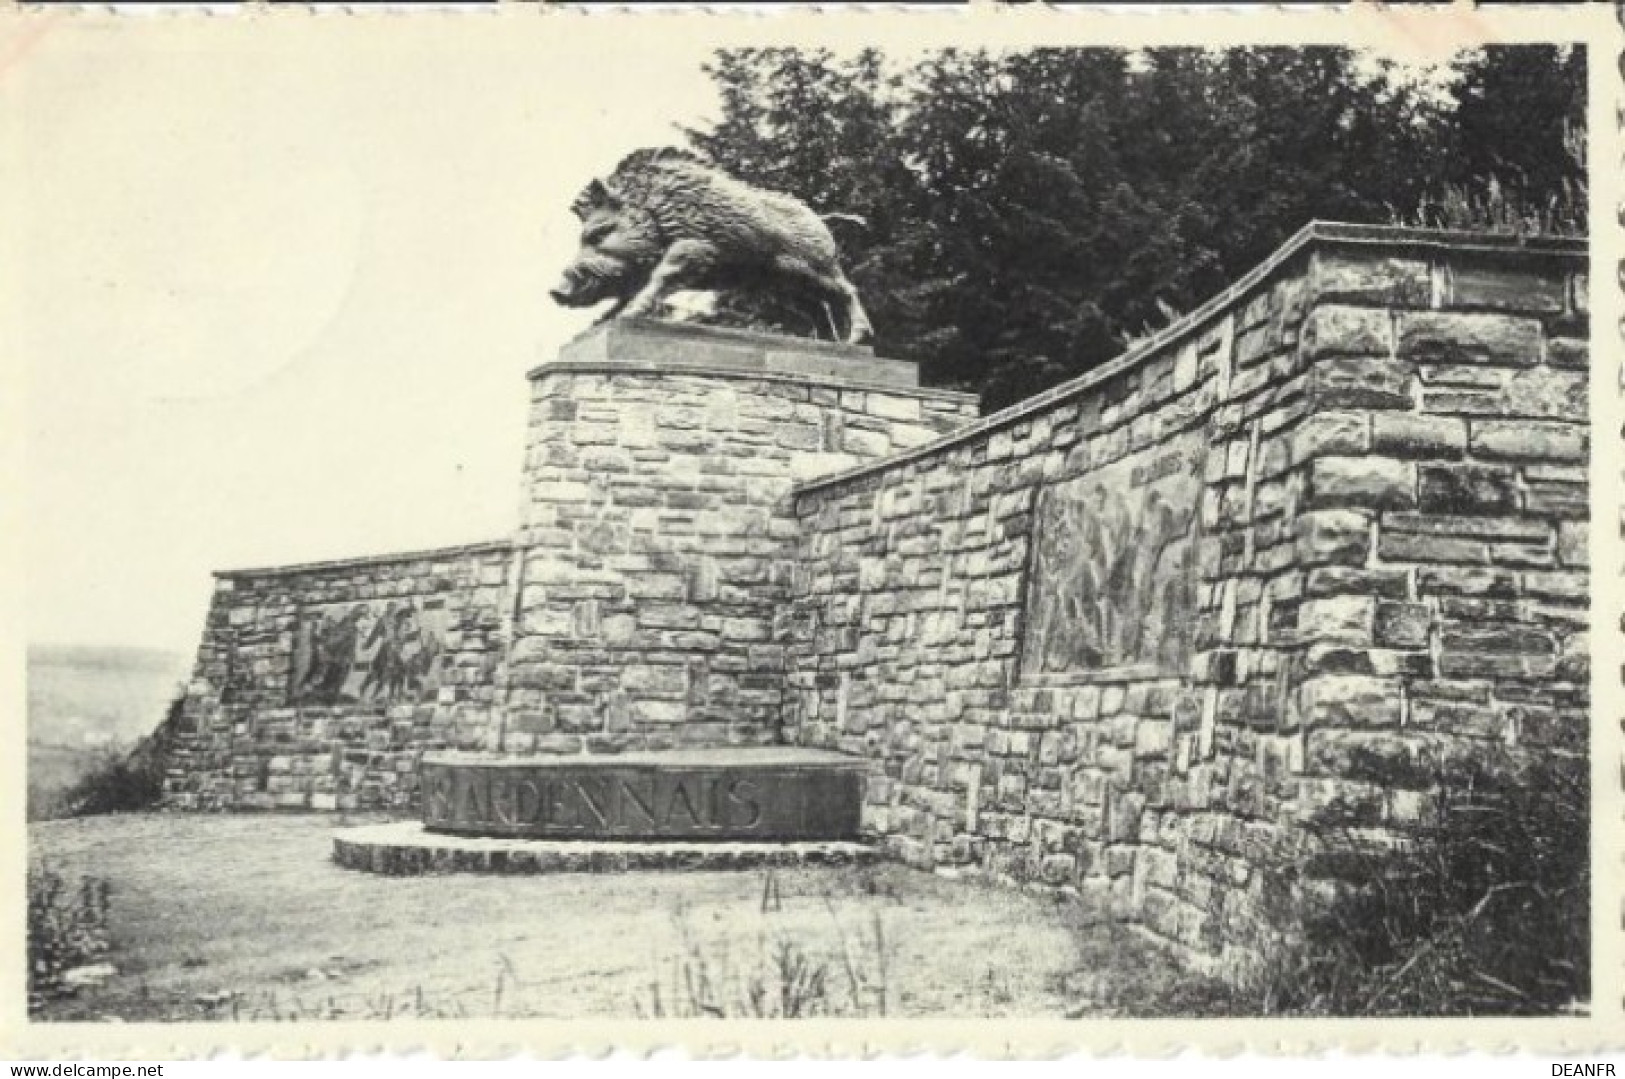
[
  {"x1": 774, "y1": 256, "x2": 874, "y2": 346},
  {"x1": 594, "y1": 296, "x2": 631, "y2": 325},
  {"x1": 837, "y1": 277, "x2": 875, "y2": 346},
  {"x1": 818, "y1": 302, "x2": 841, "y2": 343},
  {"x1": 811, "y1": 274, "x2": 874, "y2": 346},
  {"x1": 620, "y1": 240, "x2": 719, "y2": 321}
]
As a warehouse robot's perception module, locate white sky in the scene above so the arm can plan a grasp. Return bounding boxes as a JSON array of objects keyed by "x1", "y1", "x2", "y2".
[{"x1": 10, "y1": 17, "x2": 722, "y2": 654}]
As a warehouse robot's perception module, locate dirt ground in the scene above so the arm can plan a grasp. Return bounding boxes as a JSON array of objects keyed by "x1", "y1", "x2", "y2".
[{"x1": 29, "y1": 813, "x2": 1136, "y2": 1020}]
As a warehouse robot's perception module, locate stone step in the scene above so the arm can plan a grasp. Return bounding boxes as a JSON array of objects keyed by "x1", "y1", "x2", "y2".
[
  {"x1": 333, "y1": 821, "x2": 879, "y2": 876},
  {"x1": 419, "y1": 746, "x2": 866, "y2": 842}
]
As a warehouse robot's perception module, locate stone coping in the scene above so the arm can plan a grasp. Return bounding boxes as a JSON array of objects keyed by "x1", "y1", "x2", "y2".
[
  {"x1": 559, "y1": 315, "x2": 879, "y2": 358},
  {"x1": 215, "y1": 539, "x2": 514, "y2": 580},
  {"x1": 531, "y1": 317, "x2": 961, "y2": 395},
  {"x1": 332, "y1": 821, "x2": 879, "y2": 875},
  {"x1": 528, "y1": 358, "x2": 976, "y2": 404},
  {"x1": 423, "y1": 746, "x2": 867, "y2": 770},
  {"x1": 791, "y1": 221, "x2": 1588, "y2": 498}
]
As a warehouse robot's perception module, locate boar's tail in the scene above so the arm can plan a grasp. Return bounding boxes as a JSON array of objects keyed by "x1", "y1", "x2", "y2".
[{"x1": 820, "y1": 212, "x2": 868, "y2": 232}]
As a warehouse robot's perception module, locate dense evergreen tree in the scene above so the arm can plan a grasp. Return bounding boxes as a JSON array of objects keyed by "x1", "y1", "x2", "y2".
[
  {"x1": 1448, "y1": 45, "x2": 1586, "y2": 201},
  {"x1": 684, "y1": 46, "x2": 1584, "y2": 410}
]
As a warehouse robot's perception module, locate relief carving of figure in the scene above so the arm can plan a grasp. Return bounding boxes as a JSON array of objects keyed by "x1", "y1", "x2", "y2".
[
  {"x1": 1024, "y1": 481, "x2": 1200, "y2": 677},
  {"x1": 292, "y1": 606, "x2": 368, "y2": 705},
  {"x1": 358, "y1": 601, "x2": 404, "y2": 702},
  {"x1": 289, "y1": 601, "x2": 446, "y2": 706}
]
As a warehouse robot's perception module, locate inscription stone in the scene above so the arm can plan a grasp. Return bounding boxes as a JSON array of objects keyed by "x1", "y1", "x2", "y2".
[{"x1": 421, "y1": 748, "x2": 865, "y2": 841}]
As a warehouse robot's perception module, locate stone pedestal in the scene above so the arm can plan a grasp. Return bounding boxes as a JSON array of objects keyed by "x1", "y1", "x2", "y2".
[
  {"x1": 420, "y1": 746, "x2": 865, "y2": 841},
  {"x1": 332, "y1": 822, "x2": 879, "y2": 876},
  {"x1": 335, "y1": 322, "x2": 977, "y2": 871},
  {"x1": 500, "y1": 319, "x2": 977, "y2": 754}
]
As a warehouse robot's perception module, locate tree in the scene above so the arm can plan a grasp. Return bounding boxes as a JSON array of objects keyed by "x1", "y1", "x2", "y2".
[
  {"x1": 1449, "y1": 45, "x2": 1586, "y2": 201},
  {"x1": 685, "y1": 45, "x2": 1581, "y2": 411}
]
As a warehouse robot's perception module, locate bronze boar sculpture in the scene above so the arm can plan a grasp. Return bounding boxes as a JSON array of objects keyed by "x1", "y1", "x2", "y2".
[{"x1": 550, "y1": 148, "x2": 875, "y2": 345}]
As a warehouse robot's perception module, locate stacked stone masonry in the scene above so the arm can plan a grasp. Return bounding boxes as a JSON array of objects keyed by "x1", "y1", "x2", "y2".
[
  {"x1": 164, "y1": 542, "x2": 516, "y2": 810},
  {"x1": 506, "y1": 321, "x2": 977, "y2": 755},
  {"x1": 785, "y1": 224, "x2": 1589, "y2": 969},
  {"x1": 164, "y1": 320, "x2": 977, "y2": 810},
  {"x1": 160, "y1": 225, "x2": 1590, "y2": 970}
]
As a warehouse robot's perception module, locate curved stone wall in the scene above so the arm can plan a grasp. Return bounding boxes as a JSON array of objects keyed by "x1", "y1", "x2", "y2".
[{"x1": 784, "y1": 223, "x2": 1590, "y2": 968}]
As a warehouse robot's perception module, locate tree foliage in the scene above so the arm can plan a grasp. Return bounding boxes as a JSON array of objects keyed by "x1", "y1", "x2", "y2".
[{"x1": 683, "y1": 46, "x2": 1584, "y2": 410}]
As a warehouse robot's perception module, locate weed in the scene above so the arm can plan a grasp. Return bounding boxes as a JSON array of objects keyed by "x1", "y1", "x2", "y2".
[
  {"x1": 635, "y1": 876, "x2": 894, "y2": 1018},
  {"x1": 1394, "y1": 120, "x2": 1587, "y2": 238},
  {"x1": 28, "y1": 863, "x2": 112, "y2": 1014},
  {"x1": 192, "y1": 984, "x2": 472, "y2": 1021}
]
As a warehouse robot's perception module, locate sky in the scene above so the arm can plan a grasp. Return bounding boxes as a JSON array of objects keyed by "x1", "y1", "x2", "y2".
[
  {"x1": 10, "y1": 16, "x2": 724, "y2": 654},
  {"x1": 2, "y1": 8, "x2": 1558, "y2": 658}
]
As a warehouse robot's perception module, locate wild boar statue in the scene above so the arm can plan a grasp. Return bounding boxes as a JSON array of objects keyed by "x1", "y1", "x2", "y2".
[{"x1": 549, "y1": 148, "x2": 875, "y2": 345}]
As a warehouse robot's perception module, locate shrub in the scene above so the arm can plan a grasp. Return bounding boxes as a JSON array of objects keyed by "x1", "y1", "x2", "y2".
[
  {"x1": 54, "y1": 742, "x2": 167, "y2": 818},
  {"x1": 1259, "y1": 743, "x2": 1588, "y2": 1016},
  {"x1": 43, "y1": 694, "x2": 181, "y2": 819},
  {"x1": 28, "y1": 863, "x2": 112, "y2": 1012},
  {"x1": 1085, "y1": 742, "x2": 1588, "y2": 1018}
]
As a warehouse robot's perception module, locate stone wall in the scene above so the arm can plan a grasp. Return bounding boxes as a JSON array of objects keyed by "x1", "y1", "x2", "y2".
[
  {"x1": 785, "y1": 223, "x2": 1589, "y2": 968},
  {"x1": 157, "y1": 225, "x2": 1589, "y2": 963},
  {"x1": 161, "y1": 322, "x2": 978, "y2": 809},
  {"x1": 505, "y1": 320, "x2": 978, "y2": 755},
  {"x1": 163, "y1": 541, "x2": 515, "y2": 810}
]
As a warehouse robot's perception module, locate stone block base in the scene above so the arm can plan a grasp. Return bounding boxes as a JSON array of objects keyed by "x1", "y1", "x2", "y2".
[{"x1": 332, "y1": 821, "x2": 879, "y2": 876}]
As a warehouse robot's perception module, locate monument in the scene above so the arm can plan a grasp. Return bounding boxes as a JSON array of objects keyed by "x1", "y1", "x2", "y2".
[
  {"x1": 310, "y1": 153, "x2": 981, "y2": 872},
  {"x1": 157, "y1": 205, "x2": 1591, "y2": 970}
]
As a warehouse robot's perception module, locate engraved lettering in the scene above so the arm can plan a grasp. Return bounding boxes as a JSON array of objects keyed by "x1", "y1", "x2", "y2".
[
  {"x1": 547, "y1": 780, "x2": 577, "y2": 831},
  {"x1": 491, "y1": 776, "x2": 517, "y2": 826},
  {"x1": 515, "y1": 780, "x2": 541, "y2": 824},
  {"x1": 576, "y1": 777, "x2": 611, "y2": 828},
  {"x1": 427, "y1": 774, "x2": 452, "y2": 822},
  {"x1": 619, "y1": 776, "x2": 658, "y2": 826},
  {"x1": 725, "y1": 777, "x2": 763, "y2": 829},
  {"x1": 705, "y1": 774, "x2": 723, "y2": 830},
  {"x1": 459, "y1": 773, "x2": 488, "y2": 823},
  {"x1": 664, "y1": 778, "x2": 702, "y2": 827},
  {"x1": 420, "y1": 760, "x2": 858, "y2": 842}
]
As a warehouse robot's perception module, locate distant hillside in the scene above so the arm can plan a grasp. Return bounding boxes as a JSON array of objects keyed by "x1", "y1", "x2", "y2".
[
  {"x1": 28, "y1": 643, "x2": 189, "y2": 750},
  {"x1": 28, "y1": 644, "x2": 191, "y2": 819}
]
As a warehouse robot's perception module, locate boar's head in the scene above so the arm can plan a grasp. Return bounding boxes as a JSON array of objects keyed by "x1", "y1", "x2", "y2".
[{"x1": 549, "y1": 179, "x2": 662, "y2": 309}]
